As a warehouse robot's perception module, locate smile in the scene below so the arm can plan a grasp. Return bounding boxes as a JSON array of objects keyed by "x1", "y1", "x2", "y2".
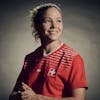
[{"x1": 49, "y1": 30, "x2": 58, "y2": 34}]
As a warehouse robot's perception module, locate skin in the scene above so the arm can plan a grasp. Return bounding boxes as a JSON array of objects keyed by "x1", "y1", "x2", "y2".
[
  {"x1": 21, "y1": 7, "x2": 86, "y2": 100},
  {"x1": 41, "y1": 7, "x2": 63, "y2": 43},
  {"x1": 37, "y1": 7, "x2": 63, "y2": 54},
  {"x1": 21, "y1": 82, "x2": 85, "y2": 100}
]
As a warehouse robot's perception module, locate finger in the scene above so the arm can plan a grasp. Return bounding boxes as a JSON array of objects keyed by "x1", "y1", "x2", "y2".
[
  {"x1": 21, "y1": 89, "x2": 36, "y2": 96},
  {"x1": 21, "y1": 93, "x2": 29, "y2": 100},
  {"x1": 21, "y1": 91, "x2": 28, "y2": 96},
  {"x1": 21, "y1": 90, "x2": 37, "y2": 100},
  {"x1": 21, "y1": 91, "x2": 30, "y2": 100},
  {"x1": 21, "y1": 94, "x2": 29, "y2": 100},
  {"x1": 22, "y1": 82, "x2": 31, "y2": 90}
]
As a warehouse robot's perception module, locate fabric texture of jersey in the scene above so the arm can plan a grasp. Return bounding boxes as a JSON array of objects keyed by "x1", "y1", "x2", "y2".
[{"x1": 13, "y1": 43, "x2": 88, "y2": 98}]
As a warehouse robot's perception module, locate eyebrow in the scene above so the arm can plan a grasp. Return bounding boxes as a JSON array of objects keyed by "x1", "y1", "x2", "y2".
[{"x1": 43, "y1": 17, "x2": 62, "y2": 19}]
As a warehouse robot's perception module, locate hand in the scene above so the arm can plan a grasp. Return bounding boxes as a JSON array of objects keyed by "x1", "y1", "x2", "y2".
[{"x1": 21, "y1": 82, "x2": 37, "y2": 100}]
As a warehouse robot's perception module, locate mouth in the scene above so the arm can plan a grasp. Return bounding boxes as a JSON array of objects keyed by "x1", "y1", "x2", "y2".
[
  {"x1": 50, "y1": 31, "x2": 56, "y2": 34},
  {"x1": 48, "y1": 30, "x2": 57, "y2": 34}
]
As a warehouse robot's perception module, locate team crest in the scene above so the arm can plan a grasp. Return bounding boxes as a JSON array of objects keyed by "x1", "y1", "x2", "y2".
[{"x1": 47, "y1": 68, "x2": 56, "y2": 77}]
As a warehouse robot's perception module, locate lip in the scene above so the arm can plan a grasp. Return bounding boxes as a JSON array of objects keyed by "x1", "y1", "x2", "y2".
[
  {"x1": 49, "y1": 30, "x2": 57, "y2": 34},
  {"x1": 49, "y1": 31, "x2": 57, "y2": 35},
  {"x1": 49, "y1": 31, "x2": 56, "y2": 33}
]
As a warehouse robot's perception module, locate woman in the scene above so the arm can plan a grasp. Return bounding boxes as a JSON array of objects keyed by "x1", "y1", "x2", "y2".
[{"x1": 9, "y1": 3, "x2": 88, "y2": 100}]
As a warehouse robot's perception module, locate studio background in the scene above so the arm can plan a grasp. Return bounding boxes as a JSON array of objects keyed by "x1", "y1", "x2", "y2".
[{"x1": 0, "y1": 0, "x2": 100, "y2": 100}]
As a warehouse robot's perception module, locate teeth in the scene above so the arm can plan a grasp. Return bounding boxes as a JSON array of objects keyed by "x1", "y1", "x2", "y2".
[{"x1": 50, "y1": 31, "x2": 56, "y2": 32}]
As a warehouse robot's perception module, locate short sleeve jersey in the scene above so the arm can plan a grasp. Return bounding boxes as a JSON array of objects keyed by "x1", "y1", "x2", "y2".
[{"x1": 13, "y1": 43, "x2": 88, "y2": 98}]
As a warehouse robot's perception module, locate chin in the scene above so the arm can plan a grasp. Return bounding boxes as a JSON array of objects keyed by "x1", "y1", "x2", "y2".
[
  {"x1": 49, "y1": 36, "x2": 59, "y2": 40},
  {"x1": 49, "y1": 38, "x2": 59, "y2": 42}
]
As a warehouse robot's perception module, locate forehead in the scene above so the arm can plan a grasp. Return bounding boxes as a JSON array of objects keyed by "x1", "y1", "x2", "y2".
[{"x1": 43, "y1": 7, "x2": 62, "y2": 18}]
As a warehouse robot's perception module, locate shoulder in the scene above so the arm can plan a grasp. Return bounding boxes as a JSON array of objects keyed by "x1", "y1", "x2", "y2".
[
  {"x1": 22, "y1": 46, "x2": 43, "y2": 70},
  {"x1": 62, "y1": 43, "x2": 79, "y2": 57},
  {"x1": 24, "y1": 46, "x2": 42, "y2": 61},
  {"x1": 62, "y1": 43, "x2": 84, "y2": 62},
  {"x1": 62, "y1": 43, "x2": 85, "y2": 68}
]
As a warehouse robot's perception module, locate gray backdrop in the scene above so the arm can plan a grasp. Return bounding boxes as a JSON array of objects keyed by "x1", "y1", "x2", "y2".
[{"x1": 0, "y1": 0, "x2": 100, "y2": 100}]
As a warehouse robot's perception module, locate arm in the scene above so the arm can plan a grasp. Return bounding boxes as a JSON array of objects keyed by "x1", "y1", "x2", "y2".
[
  {"x1": 21, "y1": 82, "x2": 86, "y2": 100},
  {"x1": 21, "y1": 55, "x2": 87, "y2": 100},
  {"x1": 37, "y1": 88, "x2": 86, "y2": 100},
  {"x1": 9, "y1": 56, "x2": 29, "y2": 100}
]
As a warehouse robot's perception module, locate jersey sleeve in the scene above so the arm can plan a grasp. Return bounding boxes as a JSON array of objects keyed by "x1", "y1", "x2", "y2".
[
  {"x1": 69, "y1": 54, "x2": 88, "y2": 90},
  {"x1": 12, "y1": 56, "x2": 29, "y2": 92}
]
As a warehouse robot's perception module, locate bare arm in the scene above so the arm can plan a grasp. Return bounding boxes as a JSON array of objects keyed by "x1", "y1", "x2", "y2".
[
  {"x1": 37, "y1": 88, "x2": 86, "y2": 100},
  {"x1": 21, "y1": 83, "x2": 86, "y2": 100}
]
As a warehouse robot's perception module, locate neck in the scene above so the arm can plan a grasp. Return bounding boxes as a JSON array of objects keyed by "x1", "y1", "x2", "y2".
[{"x1": 42, "y1": 40, "x2": 62, "y2": 54}]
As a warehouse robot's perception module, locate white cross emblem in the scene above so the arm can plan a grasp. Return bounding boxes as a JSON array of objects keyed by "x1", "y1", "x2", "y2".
[{"x1": 47, "y1": 68, "x2": 56, "y2": 76}]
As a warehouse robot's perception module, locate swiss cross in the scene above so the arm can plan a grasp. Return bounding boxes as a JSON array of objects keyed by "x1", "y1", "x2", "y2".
[{"x1": 47, "y1": 68, "x2": 56, "y2": 76}]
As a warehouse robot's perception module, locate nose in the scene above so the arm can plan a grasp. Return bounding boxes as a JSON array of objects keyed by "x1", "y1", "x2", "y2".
[{"x1": 51, "y1": 20, "x2": 57, "y2": 28}]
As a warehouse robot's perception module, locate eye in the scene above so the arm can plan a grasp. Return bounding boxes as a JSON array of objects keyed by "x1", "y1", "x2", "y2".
[
  {"x1": 43, "y1": 18, "x2": 51, "y2": 23},
  {"x1": 57, "y1": 19, "x2": 63, "y2": 23},
  {"x1": 45, "y1": 19, "x2": 51, "y2": 22}
]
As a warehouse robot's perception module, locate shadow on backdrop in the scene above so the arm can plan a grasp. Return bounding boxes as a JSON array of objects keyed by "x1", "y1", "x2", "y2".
[{"x1": 0, "y1": 0, "x2": 100, "y2": 100}]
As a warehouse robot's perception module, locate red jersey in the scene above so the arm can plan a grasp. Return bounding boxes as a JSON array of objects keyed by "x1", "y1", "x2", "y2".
[{"x1": 13, "y1": 43, "x2": 88, "y2": 98}]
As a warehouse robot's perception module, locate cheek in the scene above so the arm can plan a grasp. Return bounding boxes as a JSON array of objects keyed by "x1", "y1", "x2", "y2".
[
  {"x1": 59, "y1": 26, "x2": 63, "y2": 33},
  {"x1": 42, "y1": 23, "x2": 50, "y2": 28},
  {"x1": 61, "y1": 24, "x2": 63, "y2": 29},
  {"x1": 58, "y1": 24, "x2": 63, "y2": 30}
]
